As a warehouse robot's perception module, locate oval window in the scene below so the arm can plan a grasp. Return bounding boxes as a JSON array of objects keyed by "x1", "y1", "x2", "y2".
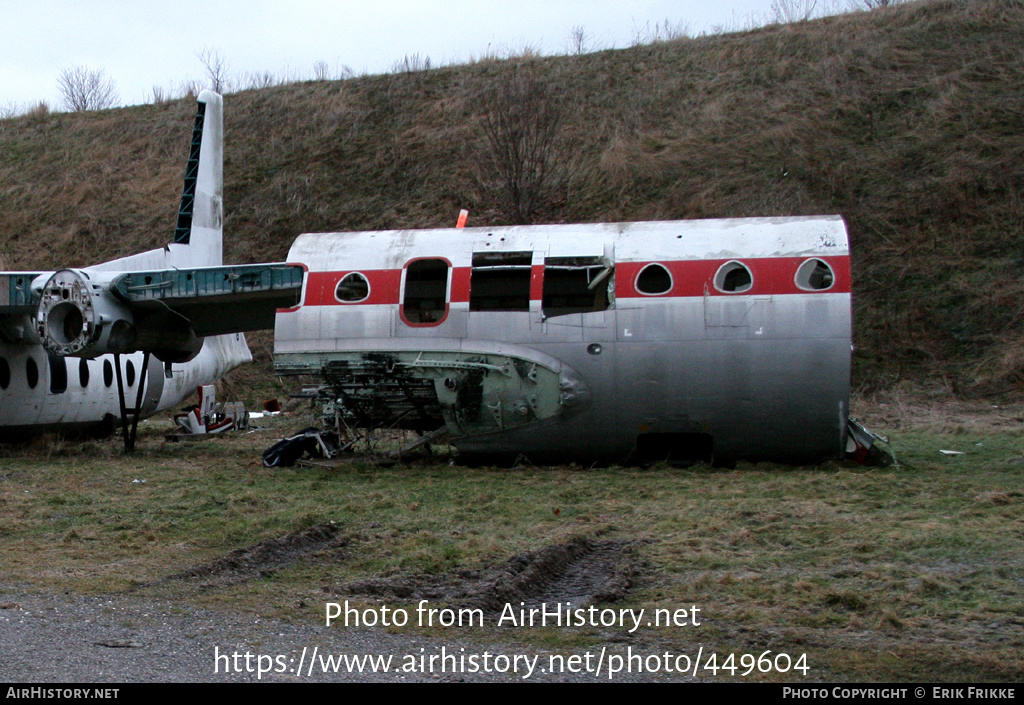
[
  {"x1": 126, "y1": 360, "x2": 136, "y2": 387},
  {"x1": 636, "y1": 263, "x2": 673, "y2": 295},
  {"x1": 26, "y1": 357, "x2": 38, "y2": 389},
  {"x1": 795, "y1": 258, "x2": 835, "y2": 291},
  {"x1": 48, "y1": 355, "x2": 67, "y2": 394},
  {"x1": 79, "y1": 359, "x2": 90, "y2": 388},
  {"x1": 713, "y1": 261, "x2": 753, "y2": 293},
  {"x1": 335, "y1": 272, "x2": 370, "y2": 303},
  {"x1": 103, "y1": 359, "x2": 113, "y2": 388}
]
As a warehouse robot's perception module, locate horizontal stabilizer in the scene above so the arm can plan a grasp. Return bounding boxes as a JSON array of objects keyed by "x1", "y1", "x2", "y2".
[
  {"x1": 109, "y1": 263, "x2": 304, "y2": 336},
  {"x1": 0, "y1": 272, "x2": 45, "y2": 314}
]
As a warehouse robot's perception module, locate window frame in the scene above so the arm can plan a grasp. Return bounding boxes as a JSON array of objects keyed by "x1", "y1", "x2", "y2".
[
  {"x1": 634, "y1": 262, "x2": 674, "y2": 296},
  {"x1": 399, "y1": 257, "x2": 452, "y2": 327}
]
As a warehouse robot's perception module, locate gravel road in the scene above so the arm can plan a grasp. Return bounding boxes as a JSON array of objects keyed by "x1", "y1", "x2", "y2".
[{"x1": 0, "y1": 585, "x2": 678, "y2": 683}]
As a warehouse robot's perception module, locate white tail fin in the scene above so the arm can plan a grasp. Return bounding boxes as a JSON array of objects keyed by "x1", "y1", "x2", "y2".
[
  {"x1": 172, "y1": 90, "x2": 223, "y2": 266},
  {"x1": 93, "y1": 90, "x2": 224, "y2": 272}
]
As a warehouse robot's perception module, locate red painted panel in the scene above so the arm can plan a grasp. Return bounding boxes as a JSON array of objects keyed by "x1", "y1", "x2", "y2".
[
  {"x1": 305, "y1": 269, "x2": 402, "y2": 306},
  {"x1": 450, "y1": 266, "x2": 472, "y2": 302}
]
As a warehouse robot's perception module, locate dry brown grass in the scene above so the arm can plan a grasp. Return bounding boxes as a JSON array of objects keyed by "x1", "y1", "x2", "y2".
[{"x1": 3, "y1": 405, "x2": 1022, "y2": 681}]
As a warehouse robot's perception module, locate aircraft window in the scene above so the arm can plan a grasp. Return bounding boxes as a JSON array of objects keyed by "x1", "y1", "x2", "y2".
[
  {"x1": 713, "y1": 261, "x2": 753, "y2": 294},
  {"x1": 0, "y1": 358, "x2": 9, "y2": 389},
  {"x1": 402, "y1": 259, "x2": 450, "y2": 325},
  {"x1": 636, "y1": 263, "x2": 673, "y2": 295},
  {"x1": 26, "y1": 357, "x2": 38, "y2": 389},
  {"x1": 335, "y1": 272, "x2": 370, "y2": 303},
  {"x1": 795, "y1": 258, "x2": 835, "y2": 291},
  {"x1": 470, "y1": 251, "x2": 532, "y2": 311},
  {"x1": 126, "y1": 360, "x2": 136, "y2": 387},
  {"x1": 103, "y1": 359, "x2": 113, "y2": 388},
  {"x1": 48, "y1": 355, "x2": 68, "y2": 394},
  {"x1": 542, "y1": 256, "x2": 614, "y2": 317},
  {"x1": 79, "y1": 359, "x2": 90, "y2": 388}
]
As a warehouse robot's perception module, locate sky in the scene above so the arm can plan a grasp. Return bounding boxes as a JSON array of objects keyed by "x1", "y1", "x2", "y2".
[{"x1": 0, "y1": 0, "x2": 843, "y2": 111}]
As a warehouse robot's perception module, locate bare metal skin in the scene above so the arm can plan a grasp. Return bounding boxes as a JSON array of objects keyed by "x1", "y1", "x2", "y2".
[{"x1": 276, "y1": 216, "x2": 851, "y2": 464}]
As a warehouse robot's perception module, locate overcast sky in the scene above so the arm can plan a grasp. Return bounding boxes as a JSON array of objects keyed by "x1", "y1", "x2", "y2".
[{"x1": 1, "y1": 0, "x2": 847, "y2": 111}]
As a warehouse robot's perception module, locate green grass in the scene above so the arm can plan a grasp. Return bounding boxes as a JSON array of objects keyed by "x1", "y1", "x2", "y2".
[{"x1": 2, "y1": 410, "x2": 1022, "y2": 681}]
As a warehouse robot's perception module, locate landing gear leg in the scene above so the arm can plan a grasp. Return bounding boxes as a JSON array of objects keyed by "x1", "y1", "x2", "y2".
[{"x1": 114, "y1": 352, "x2": 150, "y2": 453}]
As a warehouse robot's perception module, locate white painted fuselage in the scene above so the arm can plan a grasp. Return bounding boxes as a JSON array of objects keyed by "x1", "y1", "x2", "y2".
[
  {"x1": 275, "y1": 216, "x2": 852, "y2": 464},
  {"x1": 0, "y1": 334, "x2": 250, "y2": 437}
]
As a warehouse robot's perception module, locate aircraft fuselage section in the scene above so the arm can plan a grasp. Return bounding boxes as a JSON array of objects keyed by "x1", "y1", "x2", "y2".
[
  {"x1": 275, "y1": 217, "x2": 852, "y2": 464},
  {"x1": 0, "y1": 334, "x2": 250, "y2": 438}
]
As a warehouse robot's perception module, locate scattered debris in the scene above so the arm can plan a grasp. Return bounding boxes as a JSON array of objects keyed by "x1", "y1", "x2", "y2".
[
  {"x1": 262, "y1": 427, "x2": 349, "y2": 467},
  {"x1": 172, "y1": 385, "x2": 248, "y2": 435},
  {"x1": 845, "y1": 418, "x2": 894, "y2": 466},
  {"x1": 940, "y1": 449, "x2": 965, "y2": 456}
]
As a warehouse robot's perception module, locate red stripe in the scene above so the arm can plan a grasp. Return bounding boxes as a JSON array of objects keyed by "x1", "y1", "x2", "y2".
[
  {"x1": 616, "y1": 256, "x2": 850, "y2": 298},
  {"x1": 305, "y1": 269, "x2": 402, "y2": 306},
  {"x1": 301, "y1": 256, "x2": 850, "y2": 307},
  {"x1": 450, "y1": 266, "x2": 471, "y2": 303}
]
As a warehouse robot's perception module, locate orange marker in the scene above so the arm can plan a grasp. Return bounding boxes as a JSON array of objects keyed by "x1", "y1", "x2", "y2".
[{"x1": 456, "y1": 209, "x2": 469, "y2": 228}]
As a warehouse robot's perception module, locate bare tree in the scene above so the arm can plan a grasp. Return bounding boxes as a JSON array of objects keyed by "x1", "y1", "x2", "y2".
[
  {"x1": 477, "y1": 66, "x2": 566, "y2": 224},
  {"x1": 198, "y1": 48, "x2": 230, "y2": 93},
  {"x1": 242, "y1": 71, "x2": 278, "y2": 90},
  {"x1": 848, "y1": 0, "x2": 904, "y2": 8},
  {"x1": 178, "y1": 79, "x2": 203, "y2": 99},
  {"x1": 390, "y1": 53, "x2": 432, "y2": 74},
  {"x1": 771, "y1": 0, "x2": 819, "y2": 23},
  {"x1": 30, "y1": 101, "x2": 51, "y2": 116},
  {"x1": 57, "y1": 66, "x2": 119, "y2": 112},
  {"x1": 566, "y1": 25, "x2": 589, "y2": 55},
  {"x1": 313, "y1": 60, "x2": 330, "y2": 81},
  {"x1": 631, "y1": 18, "x2": 690, "y2": 45}
]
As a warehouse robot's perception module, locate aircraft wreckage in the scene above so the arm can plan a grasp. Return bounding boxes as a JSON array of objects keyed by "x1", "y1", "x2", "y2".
[{"x1": 269, "y1": 216, "x2": 887, "y2": 466}]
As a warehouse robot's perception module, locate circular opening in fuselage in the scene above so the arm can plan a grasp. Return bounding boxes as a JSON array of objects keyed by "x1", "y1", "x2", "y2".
[{"x1": 47, "y1": 302, "x2": 85, "y2": 345}]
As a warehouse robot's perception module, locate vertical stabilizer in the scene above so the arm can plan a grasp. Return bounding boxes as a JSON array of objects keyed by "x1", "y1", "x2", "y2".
[
  {"x1": 91, "y1": 90, "x2": 225, "y2": 273},
  {"x1": 172, "y1": 90, "x2": 223, "y2": 266}
]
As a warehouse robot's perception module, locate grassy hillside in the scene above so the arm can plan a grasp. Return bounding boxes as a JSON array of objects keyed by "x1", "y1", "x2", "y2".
[{"x1": 2, "y1": 0, "x2": 1022, "y2": 394}]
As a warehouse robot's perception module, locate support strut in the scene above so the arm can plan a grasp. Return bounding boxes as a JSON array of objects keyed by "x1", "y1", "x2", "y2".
[{"x1": 114, "y1": 352, "x2": 150, "y2": 453}]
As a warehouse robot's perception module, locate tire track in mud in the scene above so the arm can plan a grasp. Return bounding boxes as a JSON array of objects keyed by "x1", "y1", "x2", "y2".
[
  {"x1": 137, "y1": 522, "x2": 348, "y2": 591},
  {"x1": 346, "y1": 537, "x2": 642, "y2": 611},
  {"x1": 140, "y1": 523, "x2": 641, "y2": 610}
]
